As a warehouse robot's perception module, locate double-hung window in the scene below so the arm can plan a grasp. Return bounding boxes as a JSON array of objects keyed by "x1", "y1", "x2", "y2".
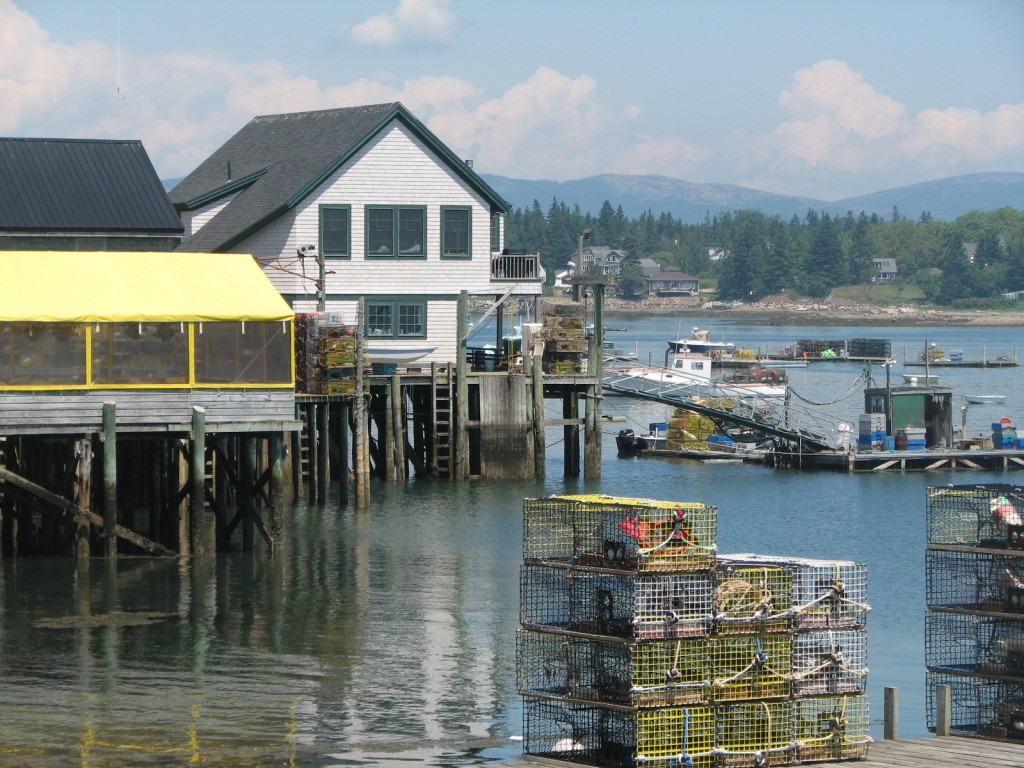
[
  {"x1": 365, "y1": 299, "x2": 426, "y2": 338},
  {"x1": 320, "y1": 205, "x2": 350, "y2": 257},
  {"x1": 366, "y1": 206, "x2": 426, "y2": 258},
  {"x1": 490, "y1": 212, "x2": 501, "y2": 252},
  {"x1": 441, "y1": 206, "x2": 471, "y2": 258}
]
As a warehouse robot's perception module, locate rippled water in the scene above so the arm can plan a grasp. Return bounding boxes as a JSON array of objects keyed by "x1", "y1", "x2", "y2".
[{"x1": 1, "y1": 320, "x2": 1021, "y2": 766}]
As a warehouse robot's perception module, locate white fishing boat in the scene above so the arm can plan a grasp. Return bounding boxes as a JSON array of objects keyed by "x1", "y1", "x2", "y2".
[
  {"x1": 366, "y1": 343, "x2": 437, "y2": 365},
  {"x1": 902, "y1": 373, "x2": 940, "y2": 385},
  {"x1": 963, "y1": 394, "x2": 1008, "y2": 405},
  {"x1": 667, "y1": 326, "x2": 736, "y2": 356},
  {"x1": 609, "y1": 349, "x2": 789, "y2": 398}
]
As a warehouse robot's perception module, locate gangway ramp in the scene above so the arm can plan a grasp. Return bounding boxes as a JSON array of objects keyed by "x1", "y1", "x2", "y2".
[{"x1": 602, "y1": 365, "x2": 842, "y2": 453}]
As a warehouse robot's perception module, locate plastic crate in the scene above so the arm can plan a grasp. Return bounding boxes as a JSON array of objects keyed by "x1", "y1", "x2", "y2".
[
  {"x1": 520, "y1": 563, "x2": 714, "y2": 641},
  {"x1": 793, "y1": 694, "x2": 871, "y2": 761},
  {"x1": 927, "y1": 484, "x2": 1024, "y2": 548},
  {"x1": 523, "y1": 495, "x2": 717, "y2": 572},
  {"x1": 717, "y1": 554, "x2": 869, "y2": 630}
]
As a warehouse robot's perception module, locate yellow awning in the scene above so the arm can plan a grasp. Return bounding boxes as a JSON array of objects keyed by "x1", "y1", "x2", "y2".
[{"x1": 0, "y1": 251, "x2": 293, "y2": 322}]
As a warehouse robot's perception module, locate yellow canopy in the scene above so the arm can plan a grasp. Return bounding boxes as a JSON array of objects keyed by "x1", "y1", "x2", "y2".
[{"x1": 0, "y1": 251, "x2": 293, "y2": 322}]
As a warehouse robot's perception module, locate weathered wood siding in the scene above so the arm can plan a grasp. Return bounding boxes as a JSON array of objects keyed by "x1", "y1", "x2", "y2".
[
  {"x1": 0, "y1": 390, "x2": 297, "y2": 434},
  {"x1": 477, "y1": 376, "x2": 532, "y2": 479}
]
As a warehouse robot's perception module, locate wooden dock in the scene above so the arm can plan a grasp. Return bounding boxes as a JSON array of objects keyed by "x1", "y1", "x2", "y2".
[
  {"x1": 502, "y1": 736, "x2": 1024, "y2": 767},
  {"x1": 807, "y1": 446, "x2": 1024, "y2": 472}
]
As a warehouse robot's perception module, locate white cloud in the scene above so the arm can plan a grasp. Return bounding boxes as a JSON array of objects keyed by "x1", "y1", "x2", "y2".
[{"x1": 350, "y1": 0, "x2": 457, "y2": 48}]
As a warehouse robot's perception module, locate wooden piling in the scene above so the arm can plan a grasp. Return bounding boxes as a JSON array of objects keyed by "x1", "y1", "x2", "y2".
[
  {"x1": 73, "y1": 438, "x2": 92, "y2": 561},
  {"x1": 584, "y1": 285, "x2": 603, "y2": 479},
  {"x1": 455, "y1": 290, "x2": 469, "y2": 480},
  {"x1": 337, "y1": 400, "x2": 350, "y2": 505},
  {"x1": 883, "y1": 685, "x2": 899, "y2": 740},
  {"x1": 268, "y1": 432, "x2": 284, "y2": 548},
  {"x1": 190, "y1": 406, "x2": 206, "y2": 557},
  {"x1": 935, "y1": 683, "x2": 952, "y2": 736},
  {"x1": 318, "y1": 401, "x2": 329, "y2": 501},
  {"x1": 532, "y1": 356, "x2": 545, "y2": 479},
  {"x1": 563, "y1": 390, "x2": 580, "y2": 477},
  {"x1": 391, "y1": 375, "x2": 406, "y2": 480},
  {"x1": 102, "y1": 402, "x2": 118, "y2": 558},
  {"x1": 308, "y1": 403, "x2": 319, "y2": 502},
  {"x1": 241, "y1": 436, "x2": 255, "y2": 551}
]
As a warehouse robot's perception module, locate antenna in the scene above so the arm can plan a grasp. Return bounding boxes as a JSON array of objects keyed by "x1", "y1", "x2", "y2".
[{"x1": 115, "y1": 9, "x2": 121, "y2": 138}]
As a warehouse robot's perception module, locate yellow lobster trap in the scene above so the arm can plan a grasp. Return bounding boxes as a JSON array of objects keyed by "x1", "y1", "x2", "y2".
[
  {"x1": 793, "y1": 694, "x2": 871, "y2": 762},
  {"x1": 715, "y1": 700, "x2": 794, "y2": 767},
  {"x1": 523, "y1": 495, "x2": 717, "y2": 572},
  {"x1": 707, "y1": 633, "x2": 792, "y2": 703},
  {"x1": 712, "y1": 563, "x2": 793, "y2": 634}
]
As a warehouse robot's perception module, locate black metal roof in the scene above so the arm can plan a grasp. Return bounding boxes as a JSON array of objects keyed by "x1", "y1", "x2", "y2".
[
  {"x1": 0, "y1": 138, "x2": 183, "y2": 234},
  {"x1": 169, "y1": 102, "x2": 510, "y2": 252}
]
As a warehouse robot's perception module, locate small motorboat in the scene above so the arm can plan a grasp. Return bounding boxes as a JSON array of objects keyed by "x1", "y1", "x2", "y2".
[
  {"x1": 607, "y1": 350, "x2": 789, "y2": 398},
  {"x1": 667, "y1": 327, "x2": 735, "y2": 356},
  {"x1": 902, "y1": 373, "x2": 940, "y2": 385},
  {"x1": 963, "y1": 394, "x2": 1008, "y2": 405},
  {"x1": 366, "y1": 343, "x2": 437, "y2": 365}
]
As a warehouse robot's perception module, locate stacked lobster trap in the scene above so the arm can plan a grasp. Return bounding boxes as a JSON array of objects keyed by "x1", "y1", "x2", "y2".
[
  {"x1": 518, "y1": 494, "x2": 871, "y2": 767},
  {"x1": 926, "y1": 484, "x2": 1024, "y2": 739},
  {"x1": 294, "y1": 312, "x2": 359, "y2": 395}
]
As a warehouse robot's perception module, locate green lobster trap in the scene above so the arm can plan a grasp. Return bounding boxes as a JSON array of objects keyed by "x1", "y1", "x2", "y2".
[
  {"x1": 715, "y1": 700, "x2": 794, "y2": 767},
  {"x1": 926, "y1": 671, "x2": 1024, "y2": 739},
  {"x1": 524, "y1": 495, "x2": 717, "y2": 572},
  {"x1": 927, "y1": 484, "x2": 1024, "y2": 548},
  {"x1": 520, "y1": 563, "x2": 714, "y2": 641}
]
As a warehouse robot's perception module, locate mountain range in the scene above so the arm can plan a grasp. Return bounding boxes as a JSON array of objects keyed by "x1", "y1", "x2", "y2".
[{"x1": 479, "y1": 171, "x2": 1024, "y2": 224}]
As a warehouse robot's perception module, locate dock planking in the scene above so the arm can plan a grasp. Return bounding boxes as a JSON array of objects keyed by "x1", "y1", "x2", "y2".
[{"x1": 502, "y1": 736, "x2": 1024, "y2": 768}]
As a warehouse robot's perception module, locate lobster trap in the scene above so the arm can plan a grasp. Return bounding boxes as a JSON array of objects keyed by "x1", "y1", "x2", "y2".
[
  {"x1": 715, "y1": 700, "x2": 794, "y2": 767},
  {"x1": 792, "y1": 694, "x2": 871, "y2": 762},
  {"x1": 520, "y1": 564, "x2": 714, "y2": 641},
  {"x1": 516, "y1": 630, "x2": 712, "y2": 708},
  {"x1": 927, "y1": 484, "x2": 1024, "y2": 548},
  {"x1": 712, "y1": 562, "x2": 793, "y2": 634},
  {"x1": 926, "y1": 612, "x2": 1024, "y2": 678},
  {"x1": 717, "y1": 554, "x2": 869, "y2": 630},
  {"x1": 707, "y1": 632, "x2": 792, "y2": 703},
  {"x1": 927, "y1": 547, "x2": 1024, "y2": 614},
  {"x1": 791, "y1": 630, "x2": 868, "y2": 696},
  {"x1": 523, "y1": 495, "x2": 717, "y2": 572},
  {"x1": 522, "y1": 697, "x2": 717, "y2": 768},
  {"x1": 926, "y1": 672, "x2": 1024, "y2": 739}
]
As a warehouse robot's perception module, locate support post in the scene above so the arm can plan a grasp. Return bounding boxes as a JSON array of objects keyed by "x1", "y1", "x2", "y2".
[
  {"x1": 338, "y1": 400, "x2": 350, "y2": 505},
  {"x1": 532, "y1": 355, "x2": 546, "y2": 479},
  {"x1": 318, "y1": 400, "x2": 329, "y2": 501},
  {"x1": 391, "y1": 375, "x2": 406, "y2": 480},
  {"x1": 935, "y1": 683, "x2": 951, "y2": 736},
  {"x1": 883, "y1": 686, "x2": 899, "y2": 740},
  {"x1": 215, "y1": 438, "x2": 229, "y2": 551},
  {"x1": 241, "y1": 436, "x2": 255, "y2": 551},
  {"x1": 563, "y1": 391, "x2": 580, "y2": 477},
  {"x1": 585, "y1": 284, "x2": 604, "y2": 479},
  {"x1": 455, "y1": 290, "x2": 470, "y2": 479},
  {"x1": 73, "y1": 438, "x2": 92, "y2": 561},
  {"x1": 268, "y1": 432, "x2": 284, "y2": 550},
  {"x1": 102, "y1": 402, "x2": 118, "y2": 558},
  {"x1": 355, "y1": 298, "x2": 370, "y2": 507},
  {"x1": 308, "y1": 403, "x2": 319, "y2": 502},
  {"x1": 190, "y1": 406, "x2": 206, "y2": 557}
]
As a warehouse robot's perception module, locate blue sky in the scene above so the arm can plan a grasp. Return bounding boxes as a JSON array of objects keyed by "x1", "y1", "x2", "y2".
[{"x1": 4, "y1": 0, "x2": 1023, "y2": 200}]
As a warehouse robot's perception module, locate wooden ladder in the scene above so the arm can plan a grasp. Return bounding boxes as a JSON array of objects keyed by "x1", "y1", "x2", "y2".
[{"x1": 432, "y1": 363, "x2": 453, "y2": 478}]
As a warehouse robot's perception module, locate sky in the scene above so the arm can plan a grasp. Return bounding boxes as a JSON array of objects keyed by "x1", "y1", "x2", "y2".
[{"x1": 3, "y1": 0, "x2": 1023, "y2": 201}]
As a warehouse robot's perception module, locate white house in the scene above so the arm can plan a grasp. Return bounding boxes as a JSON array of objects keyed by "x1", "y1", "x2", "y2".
[
  {"x1": 872, "y1": 257, "x2": 898, "y2": 282},
  {"x1": 169, "y1": 103, "x2": 544, "y2": 365}
]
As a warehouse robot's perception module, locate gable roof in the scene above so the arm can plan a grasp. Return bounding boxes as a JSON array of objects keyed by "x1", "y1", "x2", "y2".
[
  {"x1": 0, "y1": 251, "x2": 292, "y2": 322},
  {"x1": 170, "y1": 102, "x2": 510, "y2": 252},
  {"x1": 0, "y1": 138, "x2": 182, "y2": 234}
]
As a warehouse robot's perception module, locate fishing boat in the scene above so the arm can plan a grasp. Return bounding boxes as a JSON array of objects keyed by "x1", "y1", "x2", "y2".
[
  {"x1": 963, "y1": 394, "x2": 1008, "y2": 405},
  {"x1": 366, "y1": 343, "x2": 437, "y2": 365},
  {"x1": 667, "y1": 326, "x2": 736, "y2": 356},
  {"x1": 608, "y1": 349, "x2": 789, "y2": 398},
  {"x1": 902, "y1": 373, "x2": 940, "y2": 385}
]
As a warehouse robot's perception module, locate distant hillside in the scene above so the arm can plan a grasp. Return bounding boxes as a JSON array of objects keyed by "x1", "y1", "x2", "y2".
[{"x1": 481, "y1": 171, "x2": 1024, "y2": 224}]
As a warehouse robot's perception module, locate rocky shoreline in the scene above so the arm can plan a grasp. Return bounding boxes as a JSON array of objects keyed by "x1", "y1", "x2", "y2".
[{"x1": 600, "y1": 295, "x2": 1024, "y2": 327}]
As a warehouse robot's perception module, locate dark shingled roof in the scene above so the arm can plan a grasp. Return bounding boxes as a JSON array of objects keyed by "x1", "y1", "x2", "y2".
[
  {"x1": 169, "y1": 102, "x2": 510, "y2": 252},
  {"x1": 0, "y1": 138, "x2": 183, "y2": 233}
]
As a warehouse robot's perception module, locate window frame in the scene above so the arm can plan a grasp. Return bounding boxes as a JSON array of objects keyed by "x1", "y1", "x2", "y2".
[
  {"x1": 441, "y1": 206, "x2": 472, "y2": 259},
  {"x1": 490, "y1": 212, "x2": 501, "y2": 252},
  {"x1": 364, "y1": 205, "x2": 427, "y2": 259},
  {"x1": 364, "y1": 298, "x2": 428, "y2": 339},
  {"x1": 319, "y1": 204, "x2": 351, "y2": 258}
]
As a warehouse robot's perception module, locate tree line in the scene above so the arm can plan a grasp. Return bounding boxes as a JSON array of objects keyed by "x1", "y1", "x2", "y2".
[{"x1": 504, "y1": 199, "x2": 1024, "y2": 306}]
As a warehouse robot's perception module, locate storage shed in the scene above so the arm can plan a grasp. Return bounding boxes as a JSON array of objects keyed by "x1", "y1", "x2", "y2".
[{"x1": 864, "y1": 385, "x2": 954, "y2": 449}]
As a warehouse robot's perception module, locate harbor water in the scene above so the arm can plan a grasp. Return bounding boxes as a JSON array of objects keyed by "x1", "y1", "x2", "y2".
[{"x1": 1, "y1": 320, "x2": 1022, "y2": 766}]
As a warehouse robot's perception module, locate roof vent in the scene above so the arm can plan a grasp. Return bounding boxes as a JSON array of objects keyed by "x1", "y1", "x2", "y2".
[{"x1": 464, "y1": 159, "x2": 473, "y2": 168}]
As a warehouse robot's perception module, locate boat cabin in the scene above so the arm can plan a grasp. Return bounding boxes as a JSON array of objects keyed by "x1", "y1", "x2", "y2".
[{"x1": 864, "y1": 385, "x2": 954, "y2": 448}]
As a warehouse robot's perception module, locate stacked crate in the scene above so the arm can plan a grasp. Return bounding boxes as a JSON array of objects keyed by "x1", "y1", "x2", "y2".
[
  {"x1": 542, "y1": 302, "x2": 588, "y2": 375},
  {"x1": 926, "y1": 484, "x2": 1024, "y2": 739},
  {"x1": 716, "y1": 554, "x2": 871, "y2": 763},
  {"x1": 847, "y1": 338, "x2": 892, "y2": 359},
  {"x1": 519, "y1": 495, "x2": 871, "y2": 767},
  {"x1": 992, "y1": 419, "x2": 1019, "y2": 450},
  {"x1": 293, "y1": 312, "x2": 359, "y2": 395}
]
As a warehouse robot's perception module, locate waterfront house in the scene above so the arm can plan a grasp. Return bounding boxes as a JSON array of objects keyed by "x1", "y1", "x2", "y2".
[
  {"x1": 648, "y1": 267, "x2": 700, "y2": 296},
  {"x1": 0, "y1": 138, "x2": 182, "y2": 251},
  {"x1": 169, "y1": 103, "x2": 544, "y2": 365},
  {"x1": 872, "y1": 258, "x2": 898, "y2": 282}
]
